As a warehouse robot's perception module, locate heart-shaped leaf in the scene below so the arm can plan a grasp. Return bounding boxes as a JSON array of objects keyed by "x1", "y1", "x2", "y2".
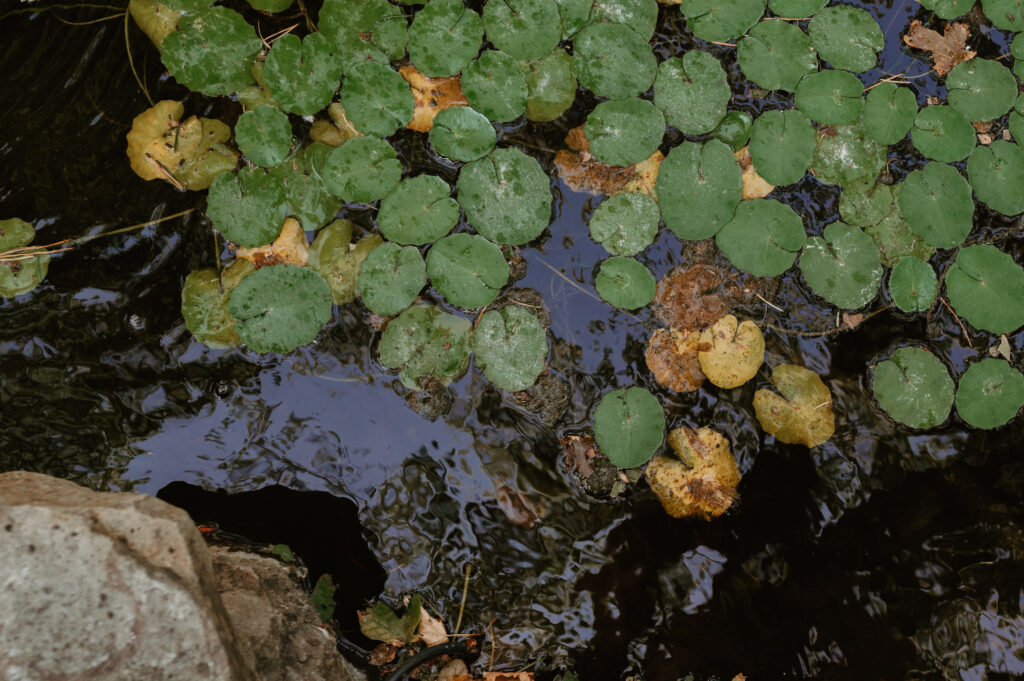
[
  {"x1": 946, "y1": 58, "x2": 1017, "y2": 123},
  {"x1": 207, "y1": 168, "x2": 288, "y2": 248},
  {"x1": 716, "y1": 199, "x2": 807, "y2": 277},
  {"x1": 657, "y1": 139, "x2": 742, "y2": 240},
  {"x1": 794, "y1": 69, "x2": 865, "y2": 126},
  {"x1": 966, "y1": 141, "x2": 1024, "y2": 216},
  {"x1": 697, "y1": 314, "x2": 765, "y2": 389},
  {"x1": 472, "y1": 304, "x2": 547, "y2": 391},
  {"x1": 429, "y1": 106, "x2": 496, "y2": 162},
  {"x1": 461, "y1": 50, "x2": 528, "y2": 122},
  {"x1": 235, "y1": 105, "x2": 292, "y2": 168},
  {"x1": 572, "y1": 22, "x2": 657, "y2": 100},
  {"x1": 427, "y1": 233, "x2": 509, "y2": 309},
  {"x1": 956, "y1": 358, "x2": 1024, "y2": 429},
  {"x1": 584, "y1": 97, "x2": 666, "y2": 167},
  {"x1": 519, "y1": 48, "x2": 577, "y2": 122},
  {"x1": 379, "y1": 175, "x2": 459, "y2": 245},
  {"x1": 263, "y1": 33, "x2": 343, "y2": 115},
  {"x1": 457, "y1": 148, "x2": 552, "y2": 245},
  {"x1": 749, "y1": 108, "x2": 816, "y2": 186},
  {"x1": 341, "y1": 61, "x2": 414, "y2": 138},
  {"x1": 162, "y1": 7, "x2": 259, "y2": 95},
  {"x1": 645, "y1": 426, "x2": 740, "y2": 518},
  {"x1": 180, "y1": 260, "x2": 255, "y2": 348},
  {"x1": 753, "y1": 364, "x2": 835, "y2": 447},
  {"x1": 799, "y1": 222, "x2": 882, "y2": 308},
  {"x1": 408, "y1": 0, "x2": 483, "y2": 77},
  {"x1": 0, "y1": 218, "x2": 50, "y2": 298},
  {"x1": 863, "y1": 82, "x2": 917, "y2": 145},
  {"x1": 378, "y1": 304, "x2": 472, "y2": 389},
  {"x1": 911, "y1": 105, "x2": 976, "y2": 163},
  {"x1": 593, "y1": 386, "x2": 665, "y2": 468},
  {"x1": 946, "y1": 244, "x2": 1024, "y2": 334},
  {"x1": 588, "y1": 192, "x2": 660, "y2": 257},
  {"x1": 319, "y1": 0, "x2": 408, "y2": 71},
  {"x1": 654, "y1": 51, "x2": 730, "y2": 135},
  {"x1": 681, "y1": 0, "x2": 766, "y2": 42},
  {"x1": 807, "y1": 5, "x2": 883, "y2": 72},
  {"x1": 228, "y1": 264, "x2": 333, "y2": 353},
  {"x1": 889, "y1": 256, "x2": 937, "y2": 313},
  {"x1": 737, "y1": 19, "x2": 817, "y2": 93},
  {"x1": 595, "y1": 256, "x2": 656, "y2": 310},
  {"x1": 322, "y1": 136, "x2": 402, "y2": 203},
  {"x1": 483, "y1": 0, "x2": 561, "y2": 61},
  {"x1": 872, "y1": 346, "x2": 954, "y2": 429},
  {"x1": 357, "y1": 242, "x2": 427, "y2": 316}
]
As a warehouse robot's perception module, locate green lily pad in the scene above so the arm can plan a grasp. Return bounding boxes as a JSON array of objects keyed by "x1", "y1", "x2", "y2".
[
  {"x1": 956, "y1": 358, "x2": 1024, "y2": 429},
  {"x1": 839, "y1": 179, "x2": 893, "y2": 227},
  {"x1": 589, "y1": 192, "x2": 660, "y2": 257},
  {"x1": 156, "y1": 0, "x2": 212, "y2": 10},
  {"x1": 712, "y1": 111, "x2": 754, "y2": 151},
  {"x1": 589, "y1": 0, "x2": 659, "y2": 41},
  {"x1": 378, "y1": 304, "x2": 472, "y2": 390},
  {"x1": 462, "y1": 51, "x2": 528, "y2": 122},
  {"x1": 889, "y1": 256, "x2": 937, "y2": 313},
  {"x1": 898, "y1": 162, "x2": 974, "y2": 250},
  {"x1": 358, "y1": 242, "x2": 427, "y2": 317},
  {"x1": 872, "y1": 346, "x2": 954, "y2": 429},
  {"x1": 681, "y1": 0, "x2": 766, "y2": 42},
  {"x1": 472, "y1": 305, "x2": 547, "y2": 391},
  {"x1": 246, "y1": 0, "x2": 292, "y2": 10},
  {"x1": 0, "y1": 218, "x2": 50, "y2": 298},
  {"x1": 270, "y1": 147, "x2": 344, "y2": 231},
  {"x1": 911, "y1": 106, "x2": 976, "y2": 163},
  {"x1": 946, "y1": 59, "x2": 1017, "y2": 123},
  {"x1": 593, "y1": 387, "x2": 665, "y2": 469},
  {"x1": 427, "y1": 233, "x2": 509, "y2": 309},
  {"x1": 378, "y1": 175, "x2": 459, "y2": 245},
  {"x1": 1013, "y1": 34, "x2": 1024, "y2": 81},
  {"x1": 946, "y1": 244, "x2": 1024, "y2": 334},
  {"x1": 716, "y1": 199, "x2": 807, "y2": 277},
  {"x1": 737, "y1": 19, "x2": 817, "y2": 93},
  {"x1": 235, "y1": 105, "x2": 292, "y2": 168},
  {"x1": 322, "y1": 136, "x2": 402, "y2": 203},
  {"x1": 556, "y1": 0, "x2": 592, "y2": 38},
  {"x1": 341, "y1": 61, "x2": 414, "y2": 138},
  {"x1": 654, "y1": 52, "x2": 730, "y2": 135},
  {"x1": 863, "y1": 82, "x2": 917, "y2": 145},
  {"x1": 572, "y1": 22, "x2": 657, "y2": 100},
  {"x1": 319, "y1": 0, "x2": 408, "y2": 71},
  {"x1": 207, "y1": 168, "x2": 288, "y2": 248},
  {"x1": 457, "y1": 148, "x2": 552, "y2": 245},
  {"x1": 584, "y1": 98, "x2": 666, "y2": 167},
  {"x1": 519, "y1": 49, "x2": 577, "y2": 122},
  {"x1": 263, "y1": 33, "x2": 343, "y2": 116},
  {"x1": 811, "y1": 121, "x2": 886, "y2": 186},
  {"x1": 799, "y1": 222, "x2": 882, "y2": 308},
  {"x1": 919, "y1": 0, "x2": 970, "y2": 18},
  {"x1": 768, "y1": 0, "x2": 827, "y2": 17},
  {"x1": 864, "y1": 192, "x2": 936, "y2": 267},
  {"x1": 753, "y1": 363, "x2": 835, "y2": 447},
  {"x1": 429, "y1": 107, "x2": 496, "y2": 162},
  {"x1": 749, "y1": 108, "x2": 816, "y2": 186},
  {"x1": 807, "y1": 5, "x2": 883, "y2": 73},
  {"x1": 181, "y1": 260, "x2": 255, "y2": 349},
  {"x1": 408, "y1": 0, "x2": 483, "y2": 77},
  {"x1": 162, "y1": 7, "x2": 259, "y2": 96},
  {"x1": 595, "y1": 256, "x2": 656, "y2": 310},
  {"x1": 228, "y1": 264, "x2": 333, "y2": 353},
  {"x1": 483, "y1": 0, "x2": 561, "y2": 61},
  {"x1": 308, "y1": 220, "x2": 383, "y2": 304},
  {"x1": 966, "y1": 141, "x2": 1024, "y2": 216},
  {"x1": 794, "y1": 69, "x2": 865, "y2": 126},
  {"x1": 980, "y1": 0, "x2": 1024, "y2": 31},
  {"x1": 657, "y1": 140, "x2": 743, "y2": 240}
]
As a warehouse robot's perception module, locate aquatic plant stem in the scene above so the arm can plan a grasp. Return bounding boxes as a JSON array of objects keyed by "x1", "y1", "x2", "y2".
[
  {"x1": 124, "y1": 9, "x2": 154, "y2": 106},
  {"x1": 454, "y1": 563, "x2": 471, "y2": 636}
]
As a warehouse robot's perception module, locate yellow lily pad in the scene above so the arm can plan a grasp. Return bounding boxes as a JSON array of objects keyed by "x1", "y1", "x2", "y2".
[
  {"x1": 645, "y1": 426, "x2": 741, "y2": 520},
  {"x1": 697, "y1": 314, "x2": 765, "y2": 389},
  {"x1": 309, "y1": 102, "x2": 363, "y2": 147},
  {"x1": 236, "y1": 217, "x2": 309, "y2": 268},
  {"x1": 128, "y1": 0, "x2": 182, "y2": 51},
  {"x1": 753, "y1": 364, "x2": 835, "y2": 447}
]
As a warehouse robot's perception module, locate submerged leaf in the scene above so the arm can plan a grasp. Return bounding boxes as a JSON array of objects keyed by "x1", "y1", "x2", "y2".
[
  {"x1": 697, "y1": 315, "x2": 765, "y2": 389},
  {"x1": 753, "y1": 364, "x2": 835, "y2": 447},
  {"x1": 228, "y1": 265, "x2": 333, "y2": 353},
  {"x1": 399, "y1": 63, "x2": 469, "y2": 134},
  {"x1": 0, "y1": 218, "x2": 50, "y2": 298},
  {"x1": 645, "y1": 426, "x2": 740, "y2": 519},
  {"x1": 811, "y1": 121, "x2": 886, "y2": 187},
  {"x1": 359, "y1": 595, "x2": 422, "y2": 646},
  {"x1": 554, "y1": 126, "x2": 663, "y2": 197},
  {"x1": 872, "y1": 346, "x2": 954, "y2": 429},
  {"x1": 593, "y1": 387, "x2": 666, "y2": 469}
]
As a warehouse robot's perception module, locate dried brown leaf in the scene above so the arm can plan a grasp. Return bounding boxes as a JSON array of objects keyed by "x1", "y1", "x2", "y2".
[
  {"x1": 903, "y1": 20, "x2": 975, "y2": 76},
  {"x1": 554, "y1": 125, "x2": 662, "y2": 197},
  {"x1": 735, "y1": 146, "x2": 774, "y2": 200},
  {"x1": 653, "y1": 264, "x2": 729, "y2": 330},
  {"x1": 399, "y1": 63, "x2": 468, "y2": 133},
  {"x1": 561, "y1": 434, "x2": 598, "y2": 478},
  {"x1": 645, "y1": 327, "x2": 707, "y2": 393},
  {"x1": 496, "y1": 486, "x2": 541, "y2": 528},
  {"x1": 369, "y1": 643, "x2": 398, "y2": 666},
  {"x1": 841, "y1": 311, "x2": 864, "y2": 329},
  {"x1": 482, "y1": 673, "x2": 535, "y2": 681},
  {"x1": 417, "y1": 607, "x2": 449, "y2": 647}
]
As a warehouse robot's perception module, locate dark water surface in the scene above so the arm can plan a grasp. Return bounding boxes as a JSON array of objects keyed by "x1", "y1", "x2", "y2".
[{"x1": 2, "y1": 1, "x2": 1024, "y2": 678}]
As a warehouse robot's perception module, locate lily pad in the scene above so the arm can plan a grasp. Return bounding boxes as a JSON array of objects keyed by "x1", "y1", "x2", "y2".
[
  {"x1": 863, "y1": 82, "x2": 917, "y2": 145},
  {"x1": 919, "y1": 0, "x2": 970, "y2": 18},
  {"x1": 966, "y1": 141, "x2": 1024, "y2": 216},
  {"x1": 946, "y1": 244, "x2": 1024, "y2": 334},
  {"x1": 584, "y1": 98, "x2": 666, "y2": 167},
  {"x1": 472, "y1": 305, "x2": 547, "y2": 391},
  {"x1": 595, "y1": 257, "x2": 656, "y2": 310},
  {"x1": 308, "y1": 220, "x2": 383, "y2": 303},
  {"x1": 749, "y1": 108, "x2": 816, "y2": 186},
  {"x1": 572, "y1": 22, "x2": 657, "y2": 100},
  {"x1": 712, "y1": 111, "x2": 754, "y2": 151},
  {"x1": 657, "y1": 140, "x2": 743, "y2": 240},
  {"x1": 408, "y1": 0, "x2": 483, "y2": 77},
  {"x1": 980, "y1": 0, "x2": 1024, "y2": 31},
  {"x1": 811, "y1": 121, "x2": 886, "y2": 186},
  {"x1": 588, "y1": 192, "x2": 660, "y2": 257},
  {"x1": 807, "y1": 5, "x2": 883, "y2": 72},
  {"x1": 483, "y1": 0, "x2": 562, "y2": 61},
  {"x1": 180, "y1": 259, "x2": 255, "y2": 349},
  {"x1": 753, "y1": 364, "x2": 835, "y2": 447},
  {"x1": 462, "y1": 51, "x2": 528, "y2": 122},
  {"x1": 593, "y1": 387, "x2": 666, "y2": 469},
  {"x1": 681, "y1": 0, "x2": 766, "y2": 42},
  {"x1": 898, "y1": 162, "x2": 974, "y2": 250},
  {"x1": 946, "y1": 58, "x2": 1017, "y2": 123},
  {"x1": 457, "y1": 148, "x2": 552, "y2": 245},
  {"x1": 654, "y1": 51, "x2": 730, "y2": 135},
  {"x1": 269, "y1": 145, "x2": 344, "y2": 232},
  {"x1": 768, "y1": 0, "x2": 827, "y2": 17},
  {"x1": 645, "y1": 426, "x2": 740, "y2": 519},
  {"x1": 872, "y1": 346, "x2": 954, "y2": 429},
  {"x1": 839, "y1": 179, "x2": 893, "y2": 227},
  {"x1": 207, "y1": 168, "x2": 288, "y2": 248},
  {"x1": 1014, "y1": 34, "x2": 1024, "y2": 81},
  {"x1": 235, "y1": 105, "x2": 292, "y2": 168},
  {"x1": 889, "y1": 256, "x2": 938, "y2": 313},
  {"x1": 955, "y1": 358, "x2": 1024, "y2": 429},
  {"x1": 556, "y1": 0, "x2": 592, "y2": 38},
  {"x1": 322, "y1": 136, "x2": 402, "y2": 203},
  {"x1": 129, "y1": 0, "x2": 183, "y2": 54},
  {"x1": 357, "y1": 242, "x2": 427, "y2": 317},
  {"x1": 646, "y1": 327, "x2": 706, "y2": 393},
  {"x1": 162, "y1": 6, "x2": 259, "y2": 96},
  {"x1": 697, "y1": 314, "x2": 765, "y2": 389},
  {"x1": 864, "y1": 187, "x2": 936, "y2": 266},
  {"x1": 341, "y1": 61, "x2": 414, "y2": 138},
  {"x1": 794, "y1": 69, "x2": 865, "y2": 126},
  {"x1": 0, "y1": 218, "x2": 51, "y2": 298},
  {"x1": 429, "y1": 107, "x2": 496, "y2": 162},
  {"x1": 799, "y1": 222, "x2": 882, "y2": 309},
  {"x1": 228, "y1": 264, "x2": 333, "y2": 353},
  {"x1": 911, "y1": 105, "x2": 976, "y2": 163},
  {"x1": 589, "y1": 0, "x2": 659, "y2": 40},
  {"x1": 737, "y1": 19, "x2": 817, "y2": 93},
  {"x1": 319, "y1": 0, "x2": 408, "y2": 70},
  {"x1": 716, "y1": 199, "x2": 807, "y2": 277},
  {"x1": 378, "y1": 304, "x2": 472, "y2": 390},
  {"x1": 519, "y1": 48, "x2": 577, "y2": 122},
  {"x1": 263, "y1": 33, "x2": 343, "y2": 116},
  {"x1": 427, "y1": 233, "x2": 509, "y2": 309},
  {"x1": 379, "y1": 175, "x2": 459, "y2": 246}
]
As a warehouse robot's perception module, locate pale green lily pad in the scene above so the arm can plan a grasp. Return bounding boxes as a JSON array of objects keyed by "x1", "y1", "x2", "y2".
[
  {"x1": 595, "y1": 257, "x2": 656, "y2": 310},
  {"x1": 519, "y1": 49, "x2": 577, "y2": 122},
  {"x1": 864, "y1": 191, "x2": 936, "y2": 267},
  {"x1": 811, "y1": 121, "x2": 886, "y2": 186},
  {"x1": 322, "y1": 136, "x2": 402, "y2": 203},
  {"x1": 180, "y1": 259, "x2": 255, "y2": 349},
  {"x1": 156, "y1": 0, "x2": 212, "y2": 10},
  {"x1": 681, "y1": 0, "x2": 766, "y2": 42},
  {"x1": 799, "y1": 222, "x2": 882, "y2": 308},
  {"x1": 483, "y1": 0, "x2": 562, "y2": 61},
  {"x1": 457, "y1": 148, "x2": 552, "y2": 245},
  {"x1": 379, "y1": 175, "x2": 459, "y2": 245},
  {"x1": 584, "y1": 98, "x2": 666, "y2": 167},
  {"x1": 956, "y1": 358, "x2": 1024, "y2": 429},
  {"x1": 794, "y1": 69, "x2": 865, "y2": 126},
  {"x1": 264, "y1": 33, "x2": 343, "y2": 116},
  {"x1": 712, "y1": 111, "x2": 753, "y2": 151},
  {"x1": 556, "y1": 0, "x2": 591, "y2": 38},
  {"x1": 408, "y1": 0, "x2": 483, "y2": 77},
  {"x1": 807, "y1": 5, "x2": 883, "y2": 73},
  {"x1": 270, "y1": 146, "x2": 344, "y2": 231},
  {"x1": 919, "y1": 0, "x2": 970, "y2": 18},
  {"x1": 889, "y1": 256, "x2": 937, "y2": 313},
  {"x1": 946, "y1": 59, "x2": 1017, "y2": 123},
  {"x1": 593, "y1": 387, "x2": 665, "y2": 469},
  {"x1": 162, "y1": 7, "x2": 259, "y2": 96},
  {"x1": 749, "y1": 108, "x2": 816, "y2": 186},
  {"x1": 572, "y1": 22, "x2": 657, "y2": 100},
  {"x1": 911, "y1": 106, "x2": 976, "y2": 163},
  {"x1": 872, "y1": 346, "x2": 954, "y2": 429},
  {"x1": 966, "y1": 141, "x2": 1024, "y2": 216},
  {"x1": 589, "y1": 0, "x2": 659, "y2": 41},
  {"x1": 768, "y1": 0, "x2": 827, "y2": 17},
  {"x1": 716, "y1": 199, "x2": 807, "y2": 277},
  {"x1": 472, "y1": 305, "x2": 547, "y2": 391},
  {"x1": 237, "y1": 61, "x2": 280, "y2": 111},
  {"x1": 378, "y1": 304, "x2": 472, "y2": 390},
  {"x1": 358, "y1": 242, "x2": 427, "y2": 317},
  {"x1": 247, "y1": 0, "x2": 292, "y2": 9},
  {"x1": 207, "y1": 168, "x2": 288, "y2": 248},
  {"x1": 898, "y1": 162, "x2": 973, "y2": 250},
  {"x1": 737, "y1": 19, "x2": 817, "y2": 93},
  {"x1": 980, "y1": 0, "x2": 1024, "y2": 31},
  {"x1": 657, "y1": 140, "x2": 742, "y2": 240},
  {"x1": 319, "y1": 0, "x2": 408, "y2": 70},
  {"x1": 654, "y1": 52, "x2": 730, "y2": 135},
  {"x1": 863, "y1": 82, "x2": 917, "y2": 145},
  {"x1": 427, "y1": 233, "x2": 509, "y2": 309},
  {"x1": 308, "y1": 220, "x2": 383, "y2": 304},
  {"x1": 429, "y1": 107, "x2": 496, "y2": 162},
  {"x1": 1013, "y1": 34, "x2": 1024, "y2": 81},
  {"x1": 228, "y1": 264, "x2": 333, "y2": 353},
  {"x1": 753, "y1": 364, "x2": 835, "y2": 447},
  {"x1": 0, "y1": 218, "x2": 50, "y2": 298},
  {"x1": 341, "y1": 61, "x2": 414, "y2": 138},
  {"x1": 235, "y1": 105, "x2": 292, "y2": 168},
  {"x1": 839, "y1": 180, "x2": 893, "y2": 227},
  {"x1": 129, "y1": 0, "x2": 183, "y2": 51},
  {"x1": 462, "y1": 51, "x2": 528, "y2": 122},
  {"x1": 946, "y1": 244, "x2": 1024, "y2": 335},
  {"x1": 589, "y1": 193, "x2": 660, "y2": 257}
]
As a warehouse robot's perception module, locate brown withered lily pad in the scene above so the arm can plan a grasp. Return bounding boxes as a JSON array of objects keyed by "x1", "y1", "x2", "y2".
[
  {"x1": 645, "y1": 426, "x2": 741, "y2": 520},
  {"x1": 645, "y1": 327, "x2": 706, "y2": 393},
  {"x1": 903, "y1": 21, "x2": 975, "y2": 77},
  {"x1": 236, "y1": 217, "x2": 309, "y2": 268},
  {"x1": 399, "y1": 63, "x2": 468, "y2": 133},
  {"x1": 735, "y1": 146, "x2": 774, "y2": 200},
  {"x1": 753, "y1": 364, "x2": 835, "y2": 447},
  {"x1": 554, "y1": 125, "x2": 663, "y2": 197}
]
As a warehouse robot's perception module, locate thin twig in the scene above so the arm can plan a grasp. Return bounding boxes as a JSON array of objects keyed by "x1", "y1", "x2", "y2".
[
  {"x1": 55, "y1": 11, "x2": 124, "y2": 25},
  {"x1": 708, "y1": 40, "x2": 736, "y2": 47},
  {"x1": 454, "y1": 563, "x2": 471, "y2": 636},
  {"x1": 754, "y1": 291, "x2": 784, "y2": 312},
  {"x1": 764, "y1": 305, "x2": 890, "y2": 338},
  {"x1": 124, "y1": 10, "x2": 153, "y2": 106},
  {"x1": 486, "y1": 618, "x2": 497, "y2": 672},
  {"x1": 940, "y1": 297, "x2": 973, "y2": 348}
]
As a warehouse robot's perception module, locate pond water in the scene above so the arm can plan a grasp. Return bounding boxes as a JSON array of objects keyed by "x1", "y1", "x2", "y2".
[{"x1": 3, "y1": 1, "x2": 1024, "y2": 678}]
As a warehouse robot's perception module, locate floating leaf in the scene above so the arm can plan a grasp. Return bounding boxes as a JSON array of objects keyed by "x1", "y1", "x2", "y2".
[
  {"x1": 946, "y1": 244, "x2": 1024, "y2": 335},
  {"x1": 955, "y1": 358, "x2": 1024, "y2": 429},
  {"x1": 341, "y1": 61, "x2": 414, "y2": 138},
  {"x1": 654, "y1": 51, "x2": 730, "y2": 135},
  {"x1": 462, "y1": 50, "x2": 528, "y2": 122},
  {"x1": 889, "y1": 256, "x2": 937, "y2": 313},
  {"x1": 711, "y1": 111, "x2": 753, "y2": 151},
  {"x1": 207, "y1": 168, "x2": 287, "y2": 248},
  {"x1": 839, "y1": 179, "x2": 893, "y2": 228},
  {"x1": 737, "y1": 19, "x2": 817, "y2": 93},
  {"x1": 359, "y1": 595, "x2": 422, "y2": 646},
  {"x1": 1014, "y1": 34, "x2": 1024, "y2": 81},
  {"x1": 237, "y1": 61, "x2": 281, "y2": 111},
  {"x1": 379, "y1": 175, "x2": 458, "y2": 246},
  {"x1": 247, "y1": 0, "x2": 292, "y2": 9},
  {"x1": 864, "y1": 191, "x2": 936, "y2": 267},
  {"x1": 263, "y1": 33, "x2": 343, "y2": 116},
  {"x1": 554, "y1": 126, "x2": 663, "y2": 196},
  {"x1": 589, "y1": 0, "x2": 659, "y2": 40},
  {"x1": 483, "y1": 0, "x2": 561, "y2": 61},
  {"x1": 427, "y1": 233, "x2": 509, "y2": 309},
  {"x1": 902, "y1": 20, "x2": 975, "y2": 76},
  {"x1": 358, "y1": 242, "x2": 427, "y2": 317},
  {"x1": 572, "y1": 22, "x2": 657, "y2": 100},
  {"x1": 748, "y1": 109, "x2": 815, "y2": 186},
  {"x1": 398, "y1": 64, "x2": 469, "y2": 133},
  {"x1": 918, "y1": 0, "x2": 970, "y2": 19},
  {"x1": 863, "y1": 82, "x2": 917, "y2": 145},
  {"x1": 235, "y1": 105, "x2": 292, "y2": 168},
  {"x1": 308, "y1": 220, "x2": 383, "y2": 303},
  {"x1": 472, "y1": 305, "x2": 547, "y2": 391},
  {"x1": 657, "y1": 140, "x2": 742, "y2": 240},
  {"x1": 735, "y1": 146, "x2": 775, "y2": 200},
  {"x1": 754, "y1": 364, "x2": 835, "y2": 447},
  {"x1": 946, "y1": 59, "x2": 1017, "y2": 123},
  {"x1": 227, "y1": 264, "x2": 333, "y2": 353},
  {"x1": 519, "y1": 48, "x2": 577, "y2": 122},
  {"x1": 966, "y1": 141, "x2": 1024, "y2": 216},
  {"x1": 457, "y1": 148, "x2": 552, "y2": 245},
  {"x1": 646, "y1": 327, "x2": 706, "y2": 393},
  {"x1": 697, "y1": 314, "x2": 765, "y2": 389},
  {"x1": 162, "y1": 7, "x2": 259, "y2": 96},
  {"x1": 319, "y1": 0, "x2": 407, "y2": 70},
  {"x1": 681, "y1": 0, "x2": 766, "y2": 42},
  {"x1": 128, "y1": 0, "x2": 183, "y2": 51},
  {"x1": 911, "y1": 105, "x2": 976, "y2": 163},
  {"x1": 716, "y1": 199, "x2": 807, "y2": 277},
  {"x1": 645, "y1": 426, "x2": 740, "y2": 519},
  {"x1": 898, "y1": 162, "x2": 973, "y2": 250},
  {"x1": 588, "y1": 192, "x2": 660, "y2": 257},
  {"x1": 794, "y1": 69, "x2": 865, "y2": 126},
  {"x1": 180, "y1": 260, "x2": 255, "y2": 349},
  {"x1": 0, "y1": 218, "x2": 50, "y2": 298},
  {"x1": 408, "y1": 0, "x2": 483, "y2": 77},
  {"x1": 811, "y1": 121, "x2": 886, "y2": 186},
  {"x1": 593, "y1": 387, "x2": 666, "y2": 469},
  {"x1": 555, "y1": 0, "x2": 592, "y2": 38},
  {"x1": 653, "y1": 263, "x2": 759, "y2": 331},
  {"x1": 309, "y1": 102, "x2": 362, "y2": 147},
  {"x1": 322, "y1": 136, "x2": 402, "y2": 203},
  {"x1": 980, "y1": 0, "x2": 1024, "y2": 31},
  {"x1": 768, "y1": 0, "x2": 827, "y2": 17},
  {"x1": 807, "y1": 5, "x2": 883, "y2": 72},
  {"x1": 236, "y1": 217, "x2": 308, "y2": 267},
  {"x1": 595, "y1": 257, "x2": 656, "y2": 310},
  {"x1": 269, "y1": 144, "x2": 344, "y2": 232},
  {"x1": 872, "y1": 346, "x2": 954, "y2": 429},
  {"x1": 799, "y1": 222, "x2": 882, "y2": 309},
  {"x1": 429, "y1": 107, "x2": 496, "y2": 162},
  {"x1": 584, "y1": 97, "x2": 666, "y2": 167},
  {"x1": 378, "y1": 305, "x2": 472, "y2": 389}
]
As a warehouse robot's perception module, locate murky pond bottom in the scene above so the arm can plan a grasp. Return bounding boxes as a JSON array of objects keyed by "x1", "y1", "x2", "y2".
[{"x1": 3, "y1": 1, "x2": 1024, "y2": 678}]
